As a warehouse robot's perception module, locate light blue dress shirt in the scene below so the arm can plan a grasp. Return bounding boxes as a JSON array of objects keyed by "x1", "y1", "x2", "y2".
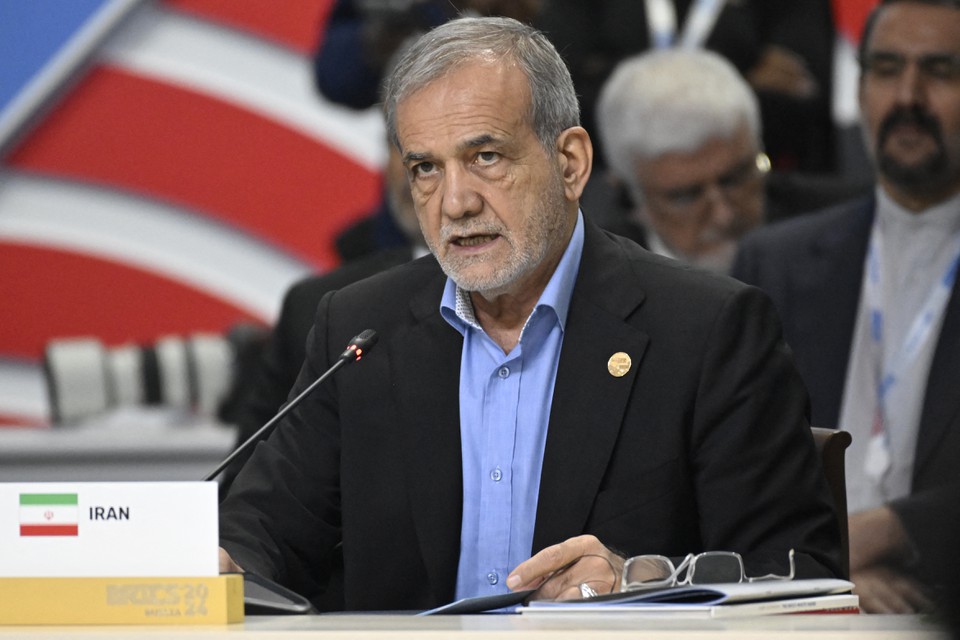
[{"x1": 440, "y1": 213, "x2": 585, "y2": 600}]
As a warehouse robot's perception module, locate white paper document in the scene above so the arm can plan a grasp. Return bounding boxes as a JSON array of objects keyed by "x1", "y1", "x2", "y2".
[{"x1": 521, "y1": 579, "x2": 858, "y2": 617}]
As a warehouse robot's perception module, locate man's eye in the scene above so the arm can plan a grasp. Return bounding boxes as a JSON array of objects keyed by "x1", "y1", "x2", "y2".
[
  {"x1": 872, "y1": 61, "x2": 904, "y2": 77},
  {"x1": 665, "y1": 187, "x2": 703, "y2": 207},
  {"x1": 921, "y1": 55, "x2": 960, "y2": 80},
  {"x1": 863, "y1": 54, "x2": 905, "y2": 78},
  {"x1": 412, "y1": 162, "x2": 436, "y2": 177},
  {"x1": 477, "y1": 151, "x2": 499, "y2": 165}
]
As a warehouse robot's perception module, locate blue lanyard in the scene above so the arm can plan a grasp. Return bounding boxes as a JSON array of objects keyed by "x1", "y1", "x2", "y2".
[
  {"x1": 862, "y1": 222, "x2": 960, "y2": 481},
  {"x1": 645, "y1": 0, "x2": 728, "y2": 49}
]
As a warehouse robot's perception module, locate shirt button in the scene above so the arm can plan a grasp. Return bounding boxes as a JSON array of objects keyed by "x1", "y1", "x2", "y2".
[
  {"x1": 487, "y1": 572, "x2": 499, "y2": 585},
  {"x1": 498, "y1": 366, "x2": 510, "y2": 379},
  {"x1": 490, "y1": 468, "x2": 503, "y2": 482}
]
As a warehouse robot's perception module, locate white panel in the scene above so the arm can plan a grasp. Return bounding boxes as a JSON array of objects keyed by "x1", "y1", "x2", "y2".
[
  {"x1": 0, "y1": 171, "x2": 311, "y2": 320},
  {"x1": 832, "y1": 36, "x2": 862, "y2": 127},
  {"x1": 102, "y1": 3, "x2": 388, "y2": 171},
  {"x1": 0, "y1": 359, "x2": 48, "y2": 423}
]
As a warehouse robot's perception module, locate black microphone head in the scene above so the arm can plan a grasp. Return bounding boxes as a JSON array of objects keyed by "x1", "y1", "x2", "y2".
[{"x1": 339, "y1": 329, "x2": 378, "y2": 362}]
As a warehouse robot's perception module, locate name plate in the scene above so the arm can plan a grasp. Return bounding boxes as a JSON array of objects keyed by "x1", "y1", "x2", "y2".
[
  {"x1": 0, "y1": 482, "x2": 218, "y2": 577},
  {"x1": 0, "y1": 576, "x2": 243, "y2": 625}
]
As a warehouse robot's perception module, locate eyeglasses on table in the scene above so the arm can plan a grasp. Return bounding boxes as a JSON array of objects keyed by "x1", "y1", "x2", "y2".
[{"x1": 621, "y1": 548, "x2": 795, "y2": 592}]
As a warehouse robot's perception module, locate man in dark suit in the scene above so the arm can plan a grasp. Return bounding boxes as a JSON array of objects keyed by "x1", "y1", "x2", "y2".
[
  {"x1": 219, "y1": 16, "x2": 840, "y2": 610},
  {"x1": 733, "y1": 0, "x2": 960, "y2": 613}
]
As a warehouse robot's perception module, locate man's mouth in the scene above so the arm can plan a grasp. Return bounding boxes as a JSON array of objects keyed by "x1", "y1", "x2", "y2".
[
  {"x1": 454, "y1": 234, "x2": 498, "y2": 247},
  {"x1": 879, "y1": 108, "x2": 941, "y2": 148}
]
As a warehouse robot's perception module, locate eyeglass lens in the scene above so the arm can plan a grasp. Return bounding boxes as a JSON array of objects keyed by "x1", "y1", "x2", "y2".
[{"x1": 687, "y1": 552, "x2": 744, "y2": 584}]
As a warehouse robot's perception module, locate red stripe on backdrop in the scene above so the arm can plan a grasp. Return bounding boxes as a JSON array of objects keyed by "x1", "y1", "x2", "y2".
[
  {"x1": 7, "y1": 65, "x2": 382, "y2": 271},
  {"x1": 832, "y1": 0, "x2": 879, "y2": 44},
  {"x1": 0, "y1": 243, "x2": 264, "y2": 361},
  {"x1": 165, "y1": 0, "x2": 336, "y2": 54},
  {"x1": 20, "y1": 524, "x2": 79, "y2": 536},
  {"x1": 0, "y1": 414, "x2": 49, "y2": 429}
]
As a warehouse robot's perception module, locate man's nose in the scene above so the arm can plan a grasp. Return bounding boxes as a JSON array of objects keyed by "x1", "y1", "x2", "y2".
[
  {"x1": 440, "y1": 166, "x2": 483, "y2": 220},
  {"x1": 704, "y1": 185, "x2": 737, "y2": 228},
  {"x1": 894, "y1": 62, "x2": 928, "y2": 107}
]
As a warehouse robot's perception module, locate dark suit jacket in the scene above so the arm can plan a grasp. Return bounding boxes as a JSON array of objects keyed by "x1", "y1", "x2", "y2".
[
  {"x1": 732, "y1": 198, "x2": 960, "y2": 587},
  {"x1": 537, "y1": 0, "x2": 836, "y2": 172},
  {"x1": 223, "y1": 247, "x2": 415, "y2": 484},
  {"x1": 220, "y1": 220, "x2": 841, "y2": 611}
]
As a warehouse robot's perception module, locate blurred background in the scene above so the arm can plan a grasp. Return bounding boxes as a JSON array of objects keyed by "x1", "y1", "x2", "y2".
[
  {"x1": 0, "y1": 0, "x2": 384, "y2": 432},
  {"x1": 0, "y1": 0, "x2": 877, "y2": 481}
]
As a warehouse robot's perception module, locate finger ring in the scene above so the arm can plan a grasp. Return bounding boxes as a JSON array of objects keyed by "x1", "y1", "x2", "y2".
[{"x1": 579, "y1": 583, "x2": 598, "y2": 599}]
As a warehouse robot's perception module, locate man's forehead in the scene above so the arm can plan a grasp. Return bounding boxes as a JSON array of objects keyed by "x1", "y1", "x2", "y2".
[
  {"x1": 866, "y1": 3, "x2": 960, "y2": 54},
  {"x1": 394, "y1": 64, "x2": 533, "y2": 154}
]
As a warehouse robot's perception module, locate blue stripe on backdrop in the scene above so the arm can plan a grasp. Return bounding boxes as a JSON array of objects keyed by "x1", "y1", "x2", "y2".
[{"x1": 0, "y1": 0, "x2": 109, "y2": 114}]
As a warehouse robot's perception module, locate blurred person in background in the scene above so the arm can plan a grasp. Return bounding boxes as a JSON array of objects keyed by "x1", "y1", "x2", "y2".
[
  {"x1": 220, "y1": 139, "x2": 425, "y2": 497},
  {"x1": 537, "y1": 0, "x2": 836, "y2": 173},
  {"x1": 596, "y1": 49, "x2": 768, "y2": 273},
  {"x1": 314, "y1": 0, "x2": 542, "y2": 109},
  {"x1": 733, "y1": 0, "x2": 960, "y2": 613}
]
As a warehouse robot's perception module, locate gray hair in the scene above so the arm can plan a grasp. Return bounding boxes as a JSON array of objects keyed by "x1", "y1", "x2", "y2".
[
  {"x1": 597, "y1": 49, "x2": 761, "y2": 201},
  {"x1": 382, "y1": 16, "x2": 580, "y2": 151}
]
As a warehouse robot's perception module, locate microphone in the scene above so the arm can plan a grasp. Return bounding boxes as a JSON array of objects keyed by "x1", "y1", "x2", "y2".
[{"x1": 203, "y1": 329, "x2": 379, "y2": 482}]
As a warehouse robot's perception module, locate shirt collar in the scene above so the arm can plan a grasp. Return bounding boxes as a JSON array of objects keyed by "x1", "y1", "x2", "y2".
[
  {"x1": 440, "y1": 211, "x2": 585, "y2": 336},
  {"x1": 876, "y1": 186, "x2": 960, "y2": 233}
]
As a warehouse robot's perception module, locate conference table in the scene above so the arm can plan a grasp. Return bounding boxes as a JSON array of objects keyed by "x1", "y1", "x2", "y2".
[
  {"x1": 0, "y1": 612, "x2": 948, "y2": 639},
  {"x1": 0, "y1": 415, "x2": 952, "y2": 638}
]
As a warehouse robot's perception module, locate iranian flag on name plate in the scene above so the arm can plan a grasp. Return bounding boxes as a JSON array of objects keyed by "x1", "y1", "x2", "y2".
[{"x1": 19, "y1": 493, "x2": 79, "y2": 536}]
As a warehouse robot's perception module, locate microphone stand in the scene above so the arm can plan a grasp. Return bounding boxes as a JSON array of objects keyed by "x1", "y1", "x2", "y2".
[{"x1": 203, "y1": 330, "x2": 377, "y2": 482}]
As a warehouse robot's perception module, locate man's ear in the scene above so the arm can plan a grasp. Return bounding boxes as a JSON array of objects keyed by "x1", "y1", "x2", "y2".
[{"x1": 555, "y1": 126, "x2": 593, "y2": 203}]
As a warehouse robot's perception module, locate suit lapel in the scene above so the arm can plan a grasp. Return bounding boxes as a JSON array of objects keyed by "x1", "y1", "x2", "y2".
[
  {"x1": 393, "y1": 272, "x2": 464, "y2": 603},
  {"x1": 792, "y1": 201, "x2": 873, "y2": 428},
  {"x1": 915, "y1": 275, "x2": 960, "y2": 477},
  {"x1": 533, "y1": 226, "x2": 648, "y2": 552}
]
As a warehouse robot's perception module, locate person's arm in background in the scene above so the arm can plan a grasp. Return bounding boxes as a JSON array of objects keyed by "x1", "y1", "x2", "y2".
[
  {"x1": 848, "y1": 506, "x2": 929, "y2": 613},
  {"x1": 313, "y1": 0, "x2": 395, "y2": 109},
  {"x1": 748, "y1": 0, "x2": 830, "y2": 101},
  {"x1": 218, "y1": 278, "x2": 322, "y2": 493},
  {"x1": 850, "y1": 483, "x2": 960, "y2": 613},
  {"x1": 314, "y1": 0, "x2": 542, "y2": 109}
]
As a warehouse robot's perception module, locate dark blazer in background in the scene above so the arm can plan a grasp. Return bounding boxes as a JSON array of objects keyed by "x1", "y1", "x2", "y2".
[
  {"x1": 732, "y1": 198, "x2": 960, "y2": 588},
  {"x1": 224, "y1": 246, "x2": 415, "y2": 473},
  {"x1": 536, "y1": 0, "x2": 836, "y2": 172}
]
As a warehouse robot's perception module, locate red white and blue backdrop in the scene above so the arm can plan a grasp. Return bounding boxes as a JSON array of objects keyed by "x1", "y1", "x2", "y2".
[{"x1": 0, "y1": 0, "x2": 384, "y2": 426}]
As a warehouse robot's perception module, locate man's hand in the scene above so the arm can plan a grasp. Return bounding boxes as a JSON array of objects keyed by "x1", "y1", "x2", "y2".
[
  {"x1": 852, "y1": 565, "x2": 933, "y2": 613},
  {"x1": 219, "y1": 547, "x2": 244, "y2": 573},
  {"x1": 849, "y1": 506, "x2": 912, "y2": 572},
  {"x1": 506, "y1": 535, "x2": 624, "y2": 601},
  {"x1": 746, "y1": 45, "x2": 818, "y2": 99}
]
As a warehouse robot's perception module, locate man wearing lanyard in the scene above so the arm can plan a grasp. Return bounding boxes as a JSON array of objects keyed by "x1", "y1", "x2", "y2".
[{"x1": 733, "y1": 0, "x2": 960, "y2": 613}]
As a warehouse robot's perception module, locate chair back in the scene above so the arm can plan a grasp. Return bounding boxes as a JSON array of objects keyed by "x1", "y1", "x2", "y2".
[{"x1": 810, "y1": 426, "x2": 852, "y2": 578}]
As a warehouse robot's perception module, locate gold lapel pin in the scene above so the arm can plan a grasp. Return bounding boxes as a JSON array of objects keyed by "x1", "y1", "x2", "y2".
[{"x1": 607, "y1": 352, "x2": 631, "y2": 377}]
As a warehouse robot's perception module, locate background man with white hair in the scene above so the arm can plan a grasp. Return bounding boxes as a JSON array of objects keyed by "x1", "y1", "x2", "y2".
[{"x1": 596, "y1": 49, "x2": 768, "y2": 273}]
